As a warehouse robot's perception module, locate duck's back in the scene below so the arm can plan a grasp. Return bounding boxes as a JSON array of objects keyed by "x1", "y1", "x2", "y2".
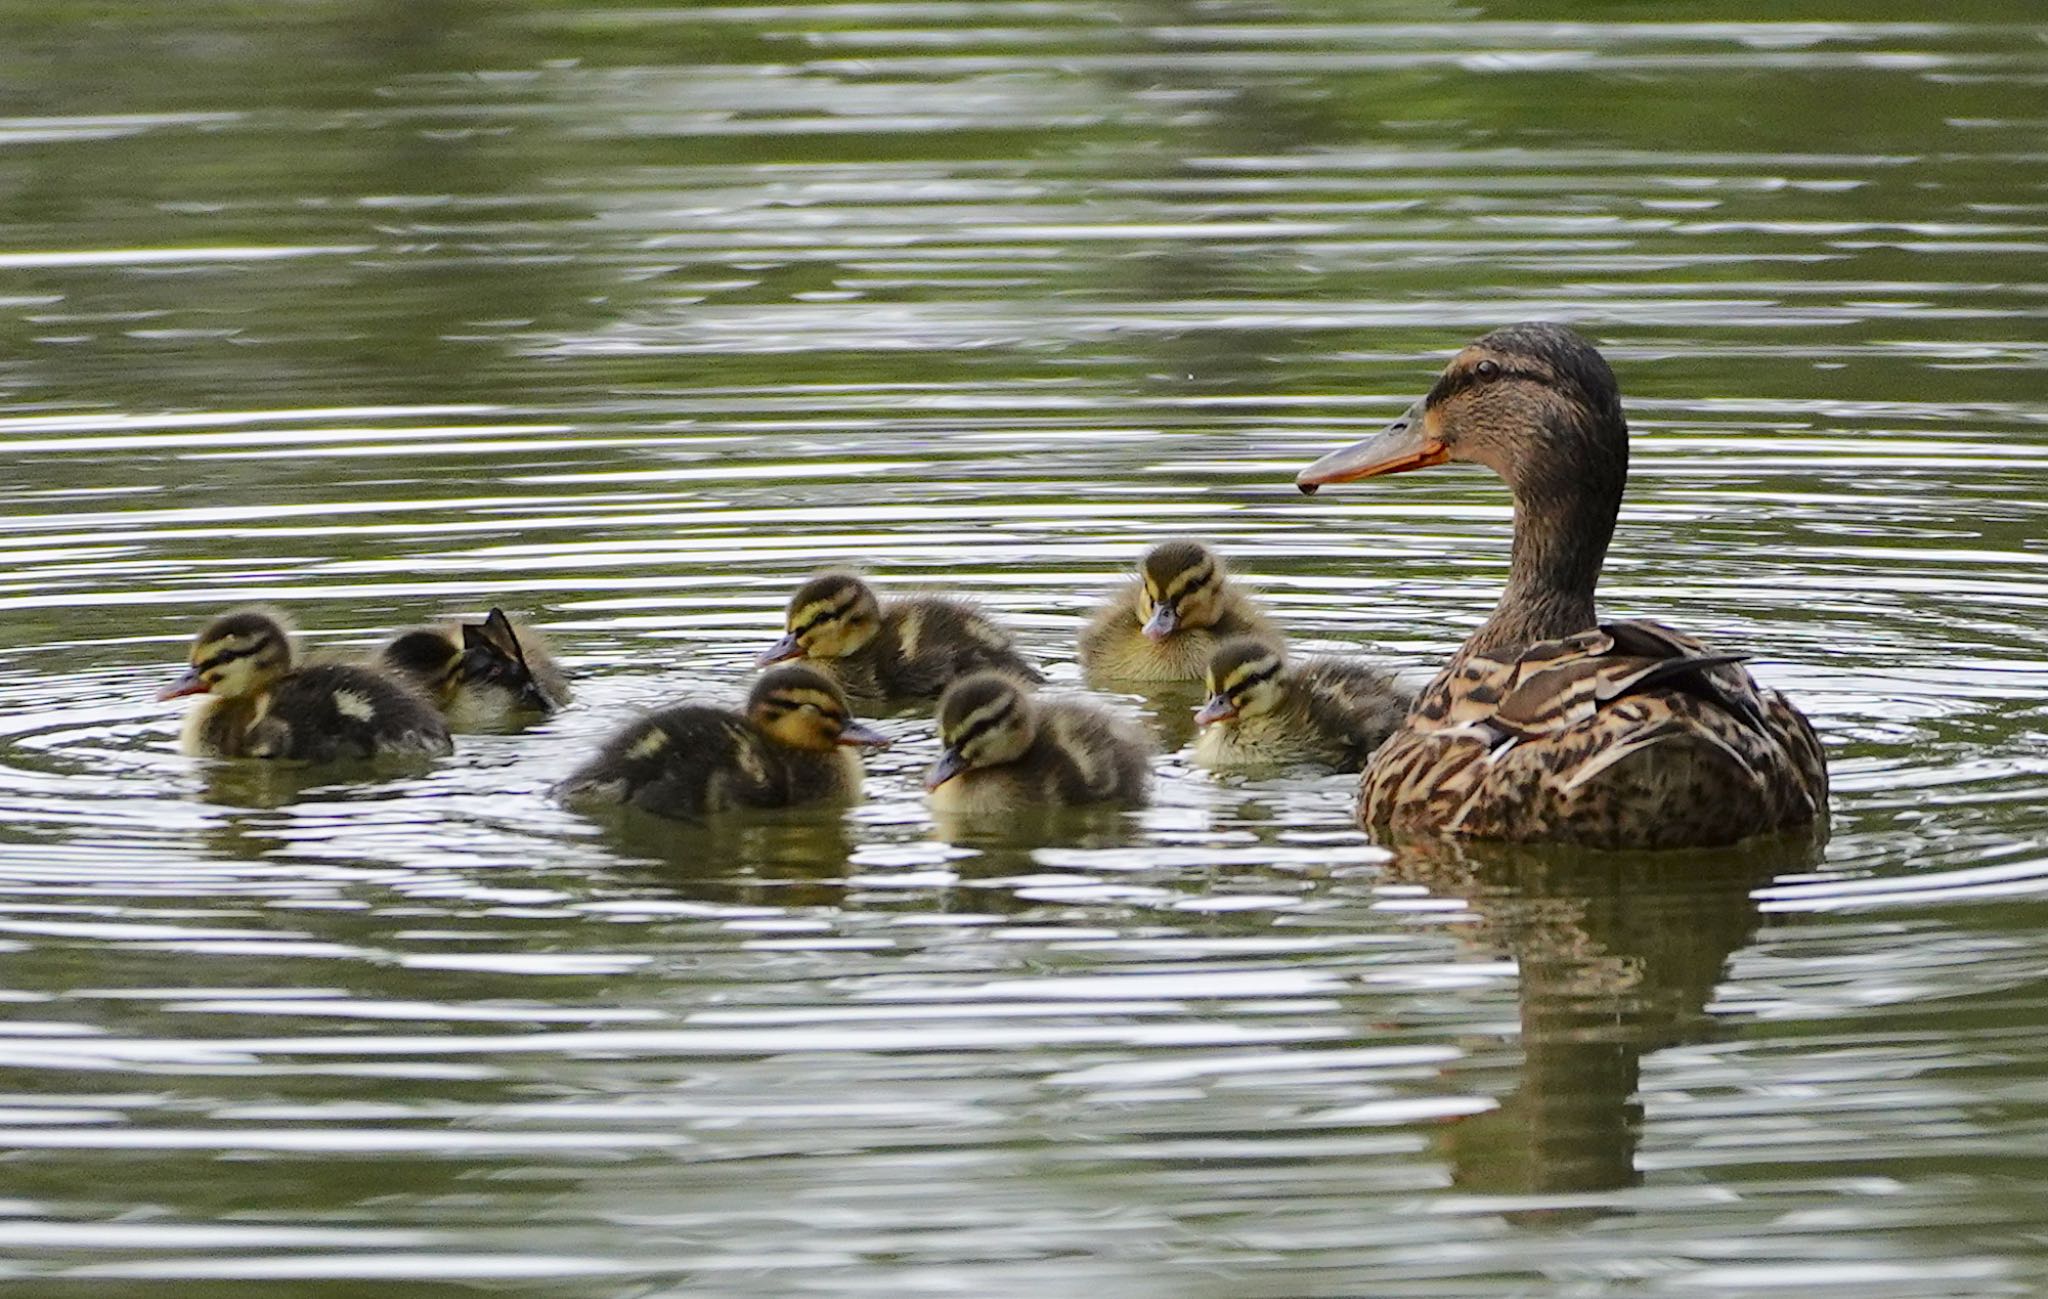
[
  {"x1": 254, "y1": 664, "x2": 453, "y2": 762},
  {"x1": 877, "y1": 597, "x2": 1040, "y2": 697},
  {"x1": 1362, "y1": 619, "x2": 1827, "y2": 849},
  {"x1": 1027, "y1": 700, "x2": 1150, "y2": 806},
  {"x1": 1295, "y1": 656, "x2": 1412, "y2": 768},
  {"x1": 560, "y1": 705, "x2": 855, "y2": 818}
]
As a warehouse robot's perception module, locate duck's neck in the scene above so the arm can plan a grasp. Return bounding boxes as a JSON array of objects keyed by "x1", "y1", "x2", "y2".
[{"x1": 1467, "y1": 415, "x2": 1627, "y2": 658}]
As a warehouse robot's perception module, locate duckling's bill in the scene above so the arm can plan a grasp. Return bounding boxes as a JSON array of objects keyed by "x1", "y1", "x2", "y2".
[
  {"x1": 1140, "y1": 603, "x2": 1178, "y2": 641},
  {"x1": 757, "y1": 632, "x2": 803, "y2": 666},
  {"x1": 1193, "y1": 694, "x2": 1237, "y2": 726},
  {"x1": 1296, "y1": 398, "x2": 1445, "y2": 493},
  {"x1": 926, "y1": 747, "x2": 968, "y2": 791},
  {"x1": 158, "y1": 668, "x2": 207, "y2": 700},
  {"x1": 838, "y1": 719, "x2": 891, "y2": 747}
]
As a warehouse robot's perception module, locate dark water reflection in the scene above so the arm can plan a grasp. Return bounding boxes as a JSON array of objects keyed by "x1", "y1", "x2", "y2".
[{"x1": 1, "y1": 2, "x2": 2047, "y2": 1295}]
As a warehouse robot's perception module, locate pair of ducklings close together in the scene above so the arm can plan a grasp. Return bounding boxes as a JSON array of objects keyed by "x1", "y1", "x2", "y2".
[{"x1": 159, "y1": 540, "x2": 1399, "y2": 822}]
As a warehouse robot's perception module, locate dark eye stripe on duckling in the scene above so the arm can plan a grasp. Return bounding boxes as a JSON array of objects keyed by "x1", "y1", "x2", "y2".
[
  {"x1": 193, "y1": 639, "x2": 274, "y2": 674},
  {"x1": 1224, "y1": 661, "x2": 1281, "y2": 694},
  {"x1": 1164, "y1": 562, "x2": 1216, "y2": 601},
  {"x1": 950, "y1": 698, "x2": 1017, "y2": 751},
  {"x1": 762, "y1": 689, "x2": 845, "y2": 721},
  {"x1": 793, "y1": 596, "x2": 860, "y2": 637}
]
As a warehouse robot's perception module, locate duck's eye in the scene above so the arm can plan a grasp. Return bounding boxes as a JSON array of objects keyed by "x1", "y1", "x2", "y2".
[{"x1": 1475, "y1": 359, "x2": 1501, "y2": 381}]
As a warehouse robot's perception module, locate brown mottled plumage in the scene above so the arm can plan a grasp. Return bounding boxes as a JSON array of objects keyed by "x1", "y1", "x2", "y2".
[
  {"x1": 1193, "y1": 637, "x2": 1411, "y2": 773},
  {"x1": 381, "y1": 607, "x2": 571, "y2": 727},
  {"x1": 557, "y1": 664, "x2": 888, "y2": 820},
  {"x1": 758, "y1": 570, "x2": 1040, "y2": 702},
  {"x1": 161, "y1": 607, "x2": 451, "y2": 762},
  {"x1": 926, "y1": 672, "x2": 1150, "y2": 817},
  {"x1": 1079, "y1": 540, "x2": 1277, "y2": 682},
  {"x1": 1297, "y1": 322, "x2": 1827, "y2": 849}
]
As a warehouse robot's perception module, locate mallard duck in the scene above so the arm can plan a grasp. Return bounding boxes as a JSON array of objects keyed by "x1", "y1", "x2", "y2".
[
  {"x1": 1296, "y1": 322, "x2": 1827, "y2": 849},
  {"x1": 925, "y1": 672, "x2": 1150, "y2": 815},
  {"x1": 1079, "y1": 539, "x2": 1276, "y2": 682},
  {"x1": 557, "y1": 663, "x2": 889, "y2": 819},
  {"x1": 1192, "y1": 636, "x2": 1411, "y2": 772},
  {"x1": 159, "y1": 607, "x2": 452, "y2": 761},
  {"x1": 757, "y1": 569, "x2": 1041, "y2": 701},
  {"x1": 381, "y1": 607, "x2": 570, "y2": 727}
]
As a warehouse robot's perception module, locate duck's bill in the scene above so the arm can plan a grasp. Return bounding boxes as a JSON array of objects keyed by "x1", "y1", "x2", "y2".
[
  {"x1": 1296, "y1": 398, "x2": 1446, "y2": 494},
  {"x1": 755, "y1": 632, "x2": 803, "y2": 666},
  {"x1": 925, "y1": 748, "x2": 968, "y2": 791},
  {"x1": 1193, "y1": 694, "x2": 1237, "y2": 726},
  {"x1": 1140, "y1": 603, "x2": 1179, "y2": 642},
  {"x1": 158, "y1": 668, "x2": 208, "y2": 700},
  {"x1": 837, "y1": 720, "x2": 891, "y2": 748}
]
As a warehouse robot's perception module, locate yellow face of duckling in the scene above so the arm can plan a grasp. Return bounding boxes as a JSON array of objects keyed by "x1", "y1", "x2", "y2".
[
  {"x1": 160, "y1": 608, "x2": 295, "y2": 702},
  {"x1": 1136, "y1": 540, "x2": 1228, "y2": 642},
  {"x1": 1195, "y1": 637, "x2": 1286, "y2": 728},
  {"x1": 927, "y1": 672, "x2": 1037, "y2": 789},
  {"x1": 759, "y1": 571, "x2": 883, "y2": 666},
  {"x1": 748, "y1": 664, "x2": 891, "y2": 752}
]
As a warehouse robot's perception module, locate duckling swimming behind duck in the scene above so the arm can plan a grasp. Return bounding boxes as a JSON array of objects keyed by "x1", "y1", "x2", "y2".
[
  {"x1": 381, "y1": 607, "x2": 570, "y2": 727},
  {"x1": 1193, "y1": 637, "x2": 1411, "y2": 773},
  {"x1": 1079, "y1": 540, "x2": 1276, "y2": 683},
  {"x1": 758, "y1": 569, "x2": 1041, "y2": 701},
  {"x1": 926, "y1": 672, "x2": 1150, "y2": 817},
  {"x1": 557, "y1": 664, "x2": 889, "y2": 820},
  {"x1": 160, "y1": 607, "x2": 452, "y2": 762}
]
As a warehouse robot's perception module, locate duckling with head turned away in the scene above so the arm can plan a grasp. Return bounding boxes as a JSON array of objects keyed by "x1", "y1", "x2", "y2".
[
  {"x1": 557, "y1": 664, "x2": 889, "y2": 820},
  {"x1": 925, "y1": 672, "x2": 1150, "y2": 817},
  {"x1": 1295, "y1": 321, "x2": 1827, "y2": 849},
  {"x1": 381, "y1": 607, "x2": 570, "y2": 727},
  {"x1": 758, "y1": 570, "x2": 1041, "y2": 702},
  {"x1": 160, "y1": 607, "x2": 452, "y2": 762},
  {"x1": 1193, "y1": 637, "x2": 1411, "y2": 773},
  {"x1": 1079, "y1": 540, "x2": 1276, "y2": 683}
]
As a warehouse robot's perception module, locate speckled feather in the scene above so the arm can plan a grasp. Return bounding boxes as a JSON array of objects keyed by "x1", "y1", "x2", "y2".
[{"x1": 1360, "y1": 619, "x2": 1827, "y2": 849}]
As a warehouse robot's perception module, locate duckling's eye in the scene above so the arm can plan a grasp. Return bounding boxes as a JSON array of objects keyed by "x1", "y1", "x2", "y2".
[{"x1": 1475, "y1": 359, "x2": 1501, "y2": 381}]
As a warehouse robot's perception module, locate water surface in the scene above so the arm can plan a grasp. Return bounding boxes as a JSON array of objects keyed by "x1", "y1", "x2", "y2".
[{"x1": 2, "y1": 4, "x2": 2046, "y2": 1295}]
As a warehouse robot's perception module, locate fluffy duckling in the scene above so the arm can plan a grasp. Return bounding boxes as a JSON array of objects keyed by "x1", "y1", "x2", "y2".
[
  {"x1": 758, "y1": 569, "x2": 1041, "y2": 701},
  {"x1": 1193, "y1": 637, "x2": 1411, "y2": 773},
  {"x1": 557, "y1": 664, "x2": 889, "y2": 820},
  {"x1": 926, "y1": 672, "x2": 1150, "y2": 816},
  {"x1": 160, "y1": 607, "x2": 452, "y2": 761},
  {"x1": 1079, "y1": 540, "x2": 1276, "y2": 682},
  {"x1": 381, "y1": 607, "x2": 570, "y2": 727}
]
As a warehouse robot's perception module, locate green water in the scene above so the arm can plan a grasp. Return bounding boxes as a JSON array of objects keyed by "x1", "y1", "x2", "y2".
[{"x1": 1, "y1": 3, "x2": 2045, "y2": 1295}]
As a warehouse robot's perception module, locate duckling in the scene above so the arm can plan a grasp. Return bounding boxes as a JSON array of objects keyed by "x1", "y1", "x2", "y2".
[
  {"x1": 926, "y1": 672, "x2": 1150, "y2": 816},
  {"x1": 1295, "y1": 321, "x2": 1828, "y2": 848},
  {"x1": 160, "y1": 607, "x2": 452, "y2": 761},
  {"x1": 1192, "y1": 636, "x2": 1411, "y2": 773},
  {"x1": 381, "y1": 607, "x2": 570, "y2": 727},
  {"x1": 758, "y1": 569, "x2": 1041, "y2": 701},
  {"x1": 557, "y1": 664, "x2": 889, "y2": 820},
  {"x1": 1079, "y1": 540, "x2": 1277, "y2": 682}
]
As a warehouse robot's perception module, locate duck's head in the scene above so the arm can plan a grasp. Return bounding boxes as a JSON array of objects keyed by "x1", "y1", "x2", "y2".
[
  {"x1": 927, "y1": 672, "x2": 1037, "y2": 790},
  {"x1": 748, "y1": 664, "x2": 890, "y2": 752},
  {"x1": 382, "y1": 628, "x2": 462, "y2": 703},
  {"x1": 160, "y1": 607, "x2": 295, "y2": 701},
  {"x1": 1135, "y1": 540, "x2": 1231, "y2": 641},
  {"x1": 1296, "y1": 322, "x2": 1626, "y2": 506},
  {"x1": 459, "y1": 608, "x2": 563, "y2": 712},
  {"x1": 759, "y1": 570, "x2": 882, "y2": 666},
  {"x1": 1195, "y1": 637, "x2": 1286, "y2": 727}
]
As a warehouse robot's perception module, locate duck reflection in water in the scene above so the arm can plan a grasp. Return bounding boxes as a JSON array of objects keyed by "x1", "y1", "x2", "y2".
[{"x1": 1384, "y1": 835, "x2": 1815, "y2": 1221}]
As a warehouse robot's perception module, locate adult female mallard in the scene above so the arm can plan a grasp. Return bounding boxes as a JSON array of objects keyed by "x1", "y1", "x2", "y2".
[{"x1": 1296, "y1": 322, "x2": 1827, "y2": 849}]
